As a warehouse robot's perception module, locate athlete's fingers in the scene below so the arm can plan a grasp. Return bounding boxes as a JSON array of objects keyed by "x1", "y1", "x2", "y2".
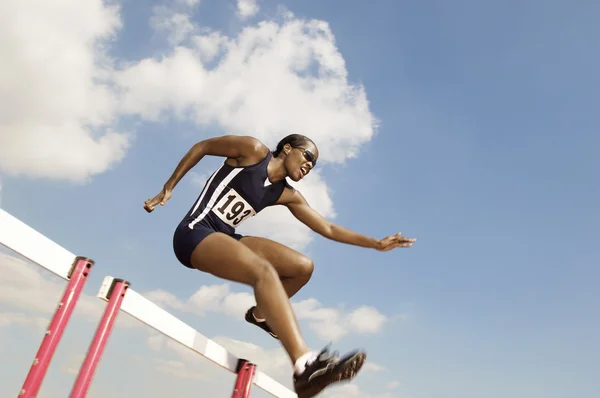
[
  {"x1": 144, "y1": 202, "x2": 154, "y2": 213},
  {"x1": 381, "y1": 241, "x2": 401, "y2": 251},
  {"x1": 397, "y1": 236, "x2": 416, "y2": 243},
  {"x1": 394, "y1": 232, "x2": 416, "y2": 243},
  {"x1": 144, "y1": 195, "x2": 161, "y2": 212},
  {"x1": 384, "y1": 241, "x2": 413, "y2": 251},
  {"x1": 377, "y1": 233, "x2": 415, "y2": 251}
]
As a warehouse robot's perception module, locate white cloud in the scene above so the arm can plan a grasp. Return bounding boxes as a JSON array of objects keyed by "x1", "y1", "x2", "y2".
[
  {"x1": 153, "y1": 358, "x2": 206, "y2": 380},
  {"x1": 0, "y1": 312, "x2": 48, "y2": 331},
  {"x1": 178, "y1": 0, "x2": 200, "y2": 6},
  {"x1": 145, "y1": 289, "x2": 186, "y2": 311},
  {"x1": 187, "y1": 284, "x2": 255, "y2": 318},
  {"x1": 145, "y1": 331, "x2": 293, "y2": 387},
  {"x1": 143, "y1": 282, "x2": 390, "y2": 342},
  {"x1": 346, "y1": 306, "x2": 388, "y2": 334},
  {"x1": 187, "y1": 171, "x2": 210, "y2": 186},
  {"x1": 145, "y1": 331, "x2": 187, "y2": 357},
  {"x1": 0, "y1": 0, "x2": 131, "y2": 182},
  {"x1": 144, "y1": 283, "x2": 254, "y2": 320},
  {"x1": 147, "y1": 333, "x2": 166, "y2": 352},
  {"x1": 60, "y1": 354, "x2": 85, "y2": 376},
  {"x1": 237, "y1": 0, "x2": 259, "y2": 19},
  {"x1": 0, "y1": 251, "x2": 138, "y2": 329},
  {"x1": 192, "y1": 31, "x2": 229, "y2": 63},
  {"x1": 143, "y1": 330, "x2": 403, "y2": 397},
  {"x1": 321, "y1": 383, "x2": 401, "y2": 398},
  {"x1": 115, "y1": 10, "x2": 377, "y2": 164},
  {"x1": 363, "y1": 362, "x2": 387, "y2": 373},
  {"x1": 213, "y1": 335, "x2": 292, "y2": 378},
  {"x1": 386, "y1": 381, "x2": 401, "y2": 391},
  {"x1": 293, "y1": 298, "x2": 388, "y2": 341},
  {"x1": 150, "y1": 6, "x2": 196, "y2": 46}
]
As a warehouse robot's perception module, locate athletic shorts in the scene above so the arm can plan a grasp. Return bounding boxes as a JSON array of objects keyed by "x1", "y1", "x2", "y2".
[{"x1": 172, "y1": 222, "x2": 243, "y2": 269}]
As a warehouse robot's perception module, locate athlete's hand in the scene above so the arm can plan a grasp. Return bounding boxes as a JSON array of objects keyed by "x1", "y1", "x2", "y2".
[
  {"x1": 375, "y1": 232, "x2": 416, "y2": 251},
  {"x1": 144, "y1": 187, "x2": 172, "y2": 213}
]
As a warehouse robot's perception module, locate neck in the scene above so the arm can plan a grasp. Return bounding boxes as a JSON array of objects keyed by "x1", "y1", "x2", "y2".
[{"x1": 267, "y1": 155, "x2": 287, "y2": 182}]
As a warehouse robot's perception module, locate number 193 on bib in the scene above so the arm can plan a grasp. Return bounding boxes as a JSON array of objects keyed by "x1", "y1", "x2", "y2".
[{"x1": 212, "y1": 188, "x2": 256, "y2": 227}]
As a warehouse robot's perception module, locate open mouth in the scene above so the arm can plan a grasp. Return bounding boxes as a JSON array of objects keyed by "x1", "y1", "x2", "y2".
[{"x1": 300, "y1": 166, "x2": 307, "y2": 176}]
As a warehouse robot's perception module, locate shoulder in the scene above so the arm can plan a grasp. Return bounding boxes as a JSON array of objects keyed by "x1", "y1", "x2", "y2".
[
  {"x1": 226, "y1": 135, "x2": 270, "y2": 165},
  {"x1": 275, "y1": 181, "x2": 306, "y2": 206},
  {"x1": 238, "y1": 135, "x2": 270, "y2": 157}
]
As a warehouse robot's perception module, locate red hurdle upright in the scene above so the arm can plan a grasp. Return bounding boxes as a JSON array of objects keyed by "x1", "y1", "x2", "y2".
[
  {"x1": 69, "y1": 278, "x2": 130, "y2": 398},
  {"x1": 232, "y1": 359, "x2": 257, "y2": 398},
  {"x1": 19, "y1": 256, "x2": 94, "y2": 398}
]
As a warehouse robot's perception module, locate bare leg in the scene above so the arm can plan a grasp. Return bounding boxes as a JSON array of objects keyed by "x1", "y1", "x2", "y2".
[
  {"x1": 189, "y1": 232, "x2": 309, "y2": 363},
  {"x1": 239, "y1": 236, "x2": 314, "y2": 320}
]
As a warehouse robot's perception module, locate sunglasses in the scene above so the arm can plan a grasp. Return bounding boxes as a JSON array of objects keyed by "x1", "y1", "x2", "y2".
[{"x1": 294, "y1": 146, "x2": 317, "y2": 167}]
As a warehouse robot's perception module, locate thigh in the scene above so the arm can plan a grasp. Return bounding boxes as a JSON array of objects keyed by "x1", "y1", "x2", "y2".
[
  {"x1": 239, "y1": 236, "x2": 313, "y2": 278},
  {"x1": 189, "y1": 232, "x2": 274, "y2": 286}
]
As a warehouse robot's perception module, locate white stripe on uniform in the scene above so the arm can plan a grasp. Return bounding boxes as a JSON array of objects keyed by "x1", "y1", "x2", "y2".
[
  {"x1": 189, "y1": 165, "x2": 224, "y2": 218},
  {"x1": 188, "y1": 167, "x2": 244, "y2": 229}
]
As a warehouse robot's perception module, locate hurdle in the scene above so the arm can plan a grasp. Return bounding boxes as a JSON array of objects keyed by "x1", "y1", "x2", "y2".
[{"x1": 0, "y1": 208, "x2": 296, "y2": 397}]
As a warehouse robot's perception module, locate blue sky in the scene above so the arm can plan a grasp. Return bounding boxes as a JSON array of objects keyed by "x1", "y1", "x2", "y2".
[{"x1": 0, "y1": 0, "x2": 598, "y2": 397}]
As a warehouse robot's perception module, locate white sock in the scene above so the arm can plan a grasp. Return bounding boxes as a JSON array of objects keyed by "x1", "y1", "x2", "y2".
[{"x1": 294, "y1": 351, "x2": 316, "y2": 375}]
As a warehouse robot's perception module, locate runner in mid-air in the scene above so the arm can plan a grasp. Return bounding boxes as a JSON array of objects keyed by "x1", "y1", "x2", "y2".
[{"x1": 144, "y1": 134, "x2": 416, "y2": 397}]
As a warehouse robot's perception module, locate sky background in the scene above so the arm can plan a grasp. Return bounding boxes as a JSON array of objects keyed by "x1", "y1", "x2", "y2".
[{"x1": 0, "y1": 0, "x2": 598, "y2": 397}]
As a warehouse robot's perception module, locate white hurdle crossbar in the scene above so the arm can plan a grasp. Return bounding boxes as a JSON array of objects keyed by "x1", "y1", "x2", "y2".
[
  {"x1": 0, "y1": 208, "x2": 296, "y2": 397},
  {"x1": 0, "y1": 208, "x2": 81, "y2": 280}
]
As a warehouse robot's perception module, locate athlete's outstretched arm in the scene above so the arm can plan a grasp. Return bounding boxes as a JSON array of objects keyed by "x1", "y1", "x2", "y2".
[
  {"x1": 144, "y1": 135, "x2": 266, "y2": 212},
  {"x1": 277, "y1": 188, "x2": 416, "y2": 251}
]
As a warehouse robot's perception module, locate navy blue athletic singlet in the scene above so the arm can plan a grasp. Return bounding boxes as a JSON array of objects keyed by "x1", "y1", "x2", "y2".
[{"x1": 172, "y1": 152, "x2": 290, "y2": 268}]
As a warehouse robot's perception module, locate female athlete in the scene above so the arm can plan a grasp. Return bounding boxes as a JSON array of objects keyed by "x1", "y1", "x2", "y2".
[{"x1": 144, "y1": 134, "x2": 416, "y2": 397}]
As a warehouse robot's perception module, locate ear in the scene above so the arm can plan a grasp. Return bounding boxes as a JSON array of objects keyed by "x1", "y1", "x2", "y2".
[{"x1": 283, "y1": 143, "x2": 292, "y2": 155}]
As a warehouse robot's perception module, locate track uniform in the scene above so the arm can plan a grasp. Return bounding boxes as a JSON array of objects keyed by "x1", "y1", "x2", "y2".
[{"x1": 173, "y1": 152, "x2": 290, "y2": 268}]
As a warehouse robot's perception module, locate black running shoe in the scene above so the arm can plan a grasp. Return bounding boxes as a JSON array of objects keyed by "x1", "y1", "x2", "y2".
[
  {"x1": 244, "y1": 306, "x2": 278, "y2": 339},
  {"x1": 293, "y1": 345, "x2": 367, "y2": 398}
]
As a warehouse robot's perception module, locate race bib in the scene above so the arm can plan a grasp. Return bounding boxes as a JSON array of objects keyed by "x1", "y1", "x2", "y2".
[{"x1": 212, "y1": 188, "x2": 256, "y2": 228}]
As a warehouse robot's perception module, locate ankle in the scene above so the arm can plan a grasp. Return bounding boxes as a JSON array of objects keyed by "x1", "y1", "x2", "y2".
[
  {"x1": 293, "y1": 351, "x2": 316, "y2": 375},
  {"x1": 252, "y1": 307, "x2": 266, "y2": 322}
]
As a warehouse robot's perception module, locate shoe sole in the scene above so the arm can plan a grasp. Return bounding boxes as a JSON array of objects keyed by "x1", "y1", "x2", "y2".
[{"x1": 296, "y1": 351, "x2": 367, "y2": 398}]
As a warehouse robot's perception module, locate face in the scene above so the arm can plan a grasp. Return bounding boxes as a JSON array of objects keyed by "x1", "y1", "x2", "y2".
[{"x1": 283, "y1": 141, "x2": 319, "y2": 181}]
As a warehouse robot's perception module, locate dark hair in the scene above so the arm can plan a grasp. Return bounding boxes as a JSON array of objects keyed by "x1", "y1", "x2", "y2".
[{"x1": 272, "y1": 134, "x2": 314, "y2": 156}]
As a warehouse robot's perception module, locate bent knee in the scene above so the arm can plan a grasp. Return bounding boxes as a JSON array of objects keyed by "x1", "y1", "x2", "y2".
[{"x1": 297, "y1": 256, "x2": 314, "y2": 280}]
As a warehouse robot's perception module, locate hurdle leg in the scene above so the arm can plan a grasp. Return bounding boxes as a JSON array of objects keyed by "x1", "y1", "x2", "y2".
[
  {"x1": 18, "y1": 256, "x2": 94, "y2": 397},
  {"x1": 232, "y1": 359, "x2": 257, "y2": 398},
  {"x1": 69, "y1": 278, "x2": 129, "y2": 398}
]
